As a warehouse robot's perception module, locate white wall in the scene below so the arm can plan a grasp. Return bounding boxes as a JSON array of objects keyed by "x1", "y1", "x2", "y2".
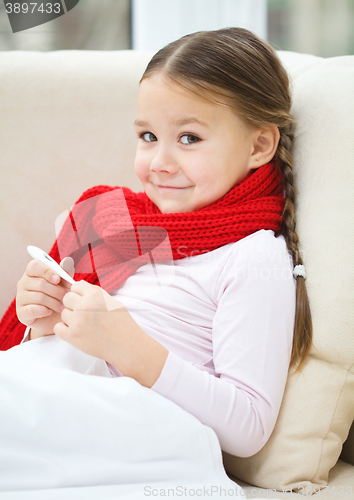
[{"x1": 132, "y1": 0, "x2": 267, "y2": 51}]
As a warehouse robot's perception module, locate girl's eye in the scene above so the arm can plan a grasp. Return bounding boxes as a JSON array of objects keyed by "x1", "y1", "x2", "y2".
[
  {"x1": 141, "y1": 132, "x2": 157, "y2": 142},
  {"x1": 180, "y1": 134, "x2": 200, "y2": 145}
]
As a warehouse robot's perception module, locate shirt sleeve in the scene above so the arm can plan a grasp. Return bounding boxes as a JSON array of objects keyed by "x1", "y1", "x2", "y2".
[{"x1": 151, "y1": 234, "x2": 296, "y2": 457}]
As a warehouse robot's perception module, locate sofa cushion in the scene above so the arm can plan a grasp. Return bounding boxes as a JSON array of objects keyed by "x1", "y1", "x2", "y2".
[
  {"x1": 239, "y1": 460, "x2": 354, "y2": 498},
  {"x1": 223, "y1": 51, "x2": 354, "y2": 493}
]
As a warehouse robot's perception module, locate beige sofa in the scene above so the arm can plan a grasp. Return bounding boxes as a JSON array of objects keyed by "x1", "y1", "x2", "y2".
[{"x1": 0, "y1": 49, "x2": 353, "y2": 498}]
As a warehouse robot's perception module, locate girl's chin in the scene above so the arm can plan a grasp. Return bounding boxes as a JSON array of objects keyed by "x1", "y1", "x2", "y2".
[
  {"x1": 155, "y1": 200, "x2": 192, "y2": 214},
  {"x1": 158, "y1": 206, "x2": 187, "y2": 214}
]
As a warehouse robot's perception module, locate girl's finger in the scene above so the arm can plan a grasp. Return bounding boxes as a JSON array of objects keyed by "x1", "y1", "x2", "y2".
[
  {"x1": 24, "y1": 290, "x2": 64, "y2": 314},
  {"x1": 26, "y1": 259, "x2": 60, "y2": 285},
  {"x1": 60, "y1": 258, "x2": 76, "y2": 289},
  {"x1": 60, "y1": 257, "x2": 75, "y2": 276},
  {"x1": 24, "y1": 276, "x2": 68, "y2": 302},
  {"x1": 60, "y1": 307, "x2": 74, "y2": 325},
  {"x1": 20, "y1": 304, "x2": 53, "y2": 323},
  {"x1": 70, "y1": 280, "x2": 91, "y2": 296},
  {"x1": 62, "y1": 291, "x2": 81, "y2": 311},
  {"x1": 53, "y1": 320, "x2": 69, "y2": 339}
]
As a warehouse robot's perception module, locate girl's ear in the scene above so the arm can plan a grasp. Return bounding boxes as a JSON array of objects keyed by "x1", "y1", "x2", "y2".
[{"x1": 249, "y1": 126, "x2": 280, "y2": 169}]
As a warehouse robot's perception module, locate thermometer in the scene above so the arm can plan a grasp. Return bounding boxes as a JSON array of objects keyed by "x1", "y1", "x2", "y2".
[{"x1": 27, "y1": 246, "x2": 76, "y2": 285}]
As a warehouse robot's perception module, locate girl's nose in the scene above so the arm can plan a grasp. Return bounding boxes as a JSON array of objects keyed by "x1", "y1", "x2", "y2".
[{"x1": 149, "y1": 146, "x2": 179, "y2": 174}]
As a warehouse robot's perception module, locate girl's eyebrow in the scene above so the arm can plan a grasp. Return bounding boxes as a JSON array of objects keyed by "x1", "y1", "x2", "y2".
[
  {"x1": 173, "y1": 117, "x2": 210, "y2": 128},
  {"x1": 134, "y1": 119, "x2": 149, "y2": 128},
  {"x1": 134, "y1": 117, "x2": 210, "y2": 128}
]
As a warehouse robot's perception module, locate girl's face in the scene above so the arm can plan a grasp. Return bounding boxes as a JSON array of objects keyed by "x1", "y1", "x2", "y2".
[{"x1": 134, "y1": 75, "x2": 260, "y2": 214}]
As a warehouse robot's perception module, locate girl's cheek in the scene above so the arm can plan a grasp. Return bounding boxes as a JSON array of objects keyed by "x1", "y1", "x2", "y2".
[{"x1": 134, "y1": 156, "x2": 148, "y2": 181}]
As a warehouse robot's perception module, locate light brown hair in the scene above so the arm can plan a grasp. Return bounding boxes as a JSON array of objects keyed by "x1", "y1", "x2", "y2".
[{"x1": 140, "y1": 27, "x2": 312, "y2": 371}]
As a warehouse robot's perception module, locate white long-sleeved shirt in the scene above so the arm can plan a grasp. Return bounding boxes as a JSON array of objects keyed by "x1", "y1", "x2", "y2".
[
  {"x1": 23, "y1": 230, "x2": 296, "y2": 457},
  {"x1": 111, "y1": 229, "x2": 296, "y2": 457}
]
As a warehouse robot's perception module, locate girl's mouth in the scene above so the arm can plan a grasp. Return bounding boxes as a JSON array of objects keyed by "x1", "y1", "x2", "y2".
[{"x1": 157, "y1": 185, "x2": 189, "y2": 192}]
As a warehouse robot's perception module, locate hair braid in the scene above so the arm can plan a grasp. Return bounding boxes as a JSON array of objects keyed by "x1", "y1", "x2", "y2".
[{"x1": 277, "y1": 127, "x2": 313, "y2": 371}]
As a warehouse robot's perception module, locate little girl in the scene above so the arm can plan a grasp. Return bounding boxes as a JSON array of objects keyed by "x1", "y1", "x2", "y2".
[{"x1": 0, "y1": 28, "x2": 312, "y2": 460}]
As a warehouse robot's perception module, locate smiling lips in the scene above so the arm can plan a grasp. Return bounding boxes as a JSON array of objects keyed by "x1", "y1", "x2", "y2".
[{"x1": 157, "y1": 185, "x2": 189, "y2": 191}]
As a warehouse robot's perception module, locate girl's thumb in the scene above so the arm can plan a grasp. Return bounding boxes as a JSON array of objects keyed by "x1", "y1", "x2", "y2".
[{"x1": 60, "y1": 257, "x2": 75, "y2": 277}]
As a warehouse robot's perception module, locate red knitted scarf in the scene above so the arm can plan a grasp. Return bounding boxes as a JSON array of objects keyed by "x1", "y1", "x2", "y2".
[{"x1": 0, "y1": 161, "x2": 284, "y2": 350}]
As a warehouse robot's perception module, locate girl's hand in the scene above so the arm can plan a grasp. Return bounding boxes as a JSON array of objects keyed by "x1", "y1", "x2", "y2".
[
  {"x1": 16, "y1": 257, "x2": 75, "y2": 337},
  {"x1": 54, "y1": 281, "x2": 168, "y2": 387},
  {"x1": 54, "y1": 281, "x2": 123, "y2": 361}
]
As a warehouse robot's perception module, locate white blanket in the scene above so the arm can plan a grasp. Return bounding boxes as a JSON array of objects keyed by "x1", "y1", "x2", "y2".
[{"x1": 0, "y1": 336, "x2": 245, "y2": 499}]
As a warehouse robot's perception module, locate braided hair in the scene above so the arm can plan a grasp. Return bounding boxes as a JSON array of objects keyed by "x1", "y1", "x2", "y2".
[{"x1": 140, "y1": 27, "x2": 312, "y2": 371}]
